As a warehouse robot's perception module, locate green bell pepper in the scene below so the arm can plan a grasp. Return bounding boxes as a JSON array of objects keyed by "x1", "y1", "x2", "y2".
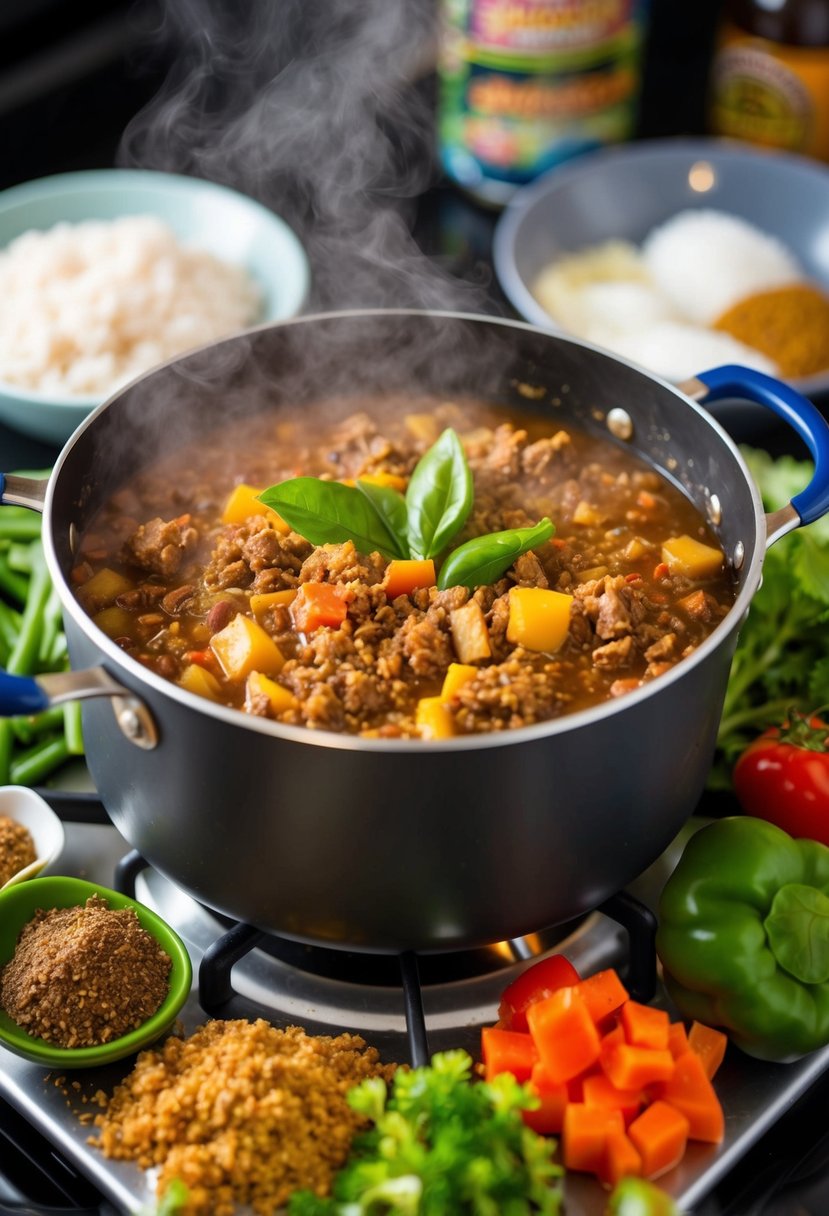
[{"x1": 656, "y1": 816, "x2": 829, "y2": 1063}]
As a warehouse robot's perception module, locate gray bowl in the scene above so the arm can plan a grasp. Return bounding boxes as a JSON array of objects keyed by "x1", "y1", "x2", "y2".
[{"x1": 494, "y1": 137, "x2": 829, "y2": 404}]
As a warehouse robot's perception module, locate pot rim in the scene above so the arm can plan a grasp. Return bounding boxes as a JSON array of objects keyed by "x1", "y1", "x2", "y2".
[{"x1": 43, "y1": 307, "x2": 768, "y2": 754}]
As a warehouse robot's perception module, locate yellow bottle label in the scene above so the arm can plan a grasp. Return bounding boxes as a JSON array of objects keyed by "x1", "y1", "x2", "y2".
[{"x1": 709, "y1": 24, "x2": 829, "y2": 161}]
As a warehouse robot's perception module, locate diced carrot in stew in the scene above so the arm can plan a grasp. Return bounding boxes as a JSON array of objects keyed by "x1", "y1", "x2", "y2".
[
  {"x1": 497, "y1": 954, "x2": 581, "y2": 1032},
  {"x1": 627, "y1": 1100, "x2": 690, "y2": 1180},
  {"x1": 480, "y1": 1026, "x2": 538, "y2": 1083},
  {"x1": 621, "y1": 1000, "x2": 671, "y2": 1051},
  {"x1": 562, "y1": 1103, "x2": 625, "y2": 1173},
  {"x1": 653, "y1": 1050, "x2": 725, "y2": 1143},
  {"x1": 688, "y1": 1022, "x2": 728, "y2": 1080},
  {"x1": 291, "y1": 583, "x2": 348, "y2": 632},
  {"x1": 526, "y1": 987, "x2": 601, "y2": 1083},
  {"x1": 667, "y1": 1021, "x2": 691, "y2": 1060},
  {"x1": 383, "y1": 558, "x2": 436, "y2": 601},
  {"x1": 598, "y1": 1126, "x2": 644, "y2": 1187}
]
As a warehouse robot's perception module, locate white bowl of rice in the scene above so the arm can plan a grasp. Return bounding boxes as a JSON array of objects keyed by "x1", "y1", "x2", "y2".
[
  {"x1": 494, "y1": 138, "x2": 829, "y2": 410},
  {"x1": 0, "y1": 169, "x2": 311, "y2": 445}
]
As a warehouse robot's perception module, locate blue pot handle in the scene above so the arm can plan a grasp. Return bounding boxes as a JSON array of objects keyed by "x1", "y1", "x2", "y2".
[
  {"x1": 0, "y1": 671, "x2": 49, "y2": 714},
  {"x1": 695, "y1": 365, "x2": 829, "y2": 527}
]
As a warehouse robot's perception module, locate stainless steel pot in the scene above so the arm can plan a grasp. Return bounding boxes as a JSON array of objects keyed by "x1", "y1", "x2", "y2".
[{"x1": 3, "y1": 310, "x2": 829, "y2": 952}]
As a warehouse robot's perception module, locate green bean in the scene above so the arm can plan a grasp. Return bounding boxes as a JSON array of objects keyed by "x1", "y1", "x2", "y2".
[
  {"x1": 0, "y1": 720, "x2": 11, "y2": 785},
  {"x1": 10, "y1": 734, "x2": 70, "y2": 786},
  {"x1": 6, "y1": 542, "x2": 33, "y2": 574},
  {"x1": 0, "y1": 554, "x2": 28, "y2": 605},
  {"x1": 11, "y1": 705, "x2": 67, "y2": 745},
  {"x1": 64, "y1": 701, "x2": 84, "y2": 756},
  {"x1": 0, "y1": 600, "x2": 21, "y2": 649},
  {"x1": 6, "y1": 542, "x2": 51, "y2": 676},
  {"x1": 0, "y1": 515, "x2": 43, "y2": 541}
]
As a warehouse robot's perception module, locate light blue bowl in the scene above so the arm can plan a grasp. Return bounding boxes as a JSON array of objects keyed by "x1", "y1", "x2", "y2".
[
  {"x1": 494, "y1": 138, "x2": 829, "y2": 403},
  {"x1": 0, "y1": 169, "x2": 311, "y2": 445}
]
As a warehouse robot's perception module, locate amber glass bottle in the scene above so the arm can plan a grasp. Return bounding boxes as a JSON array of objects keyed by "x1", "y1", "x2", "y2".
[{"x1": 708, "y1": 0, "x2": 829, "y2": 160}]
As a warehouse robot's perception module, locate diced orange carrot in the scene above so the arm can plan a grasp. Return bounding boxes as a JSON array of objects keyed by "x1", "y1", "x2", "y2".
[
  {"x1": 562, "y1": 1103, "x2": 625, "y2": 1174},
  {"x1": 654, "y1": 1050, "x2": 725, "y2": 1143},
  {"x1": 627, "y1": 1100, "x2": 690, "y2": 1180},
  {"x1": 601, "y1": 1040, "x2": 676, "y2": 1091},
  {"x1": 598, "y1": 1126, "x2": 644, "y2": 1187},
  {"x1": 383, "y1": 558, "x2": 436, "y2": 600},
  {"x1": 480, "y1": 1026, "x2": 538, "y2": 1083},
  {"x1": 688, "y1": 1022, "x2": 728, "y2": 1080},
  {"x1": 576, "y1": 968, "x2": 629, "y2": 1024},
  {"x1": 653, "y1": 562, "x2": 670, "y2": 580},
  {"x1": 526, "y1": 987, "x2": 602, "y2": 1083},
  {"x1": 291, "y1": 583, "x2": 348, "y2": 632},
  {"x1": 600, "y1": 1019, "x2": 626, "y2": 1050},
  {"x1": 667, "y1": 1021, "x2": 690, "y2": 1060},
  {"x1": 523, "y1": 1065, "x2": 569, "y2": 1134},
  {"x1": 582, "y1": 1072, "x2": 643, "y2": 1125},
  {"x1": 621, "y1": 1001, "x2": 671, "y2": 1051}
]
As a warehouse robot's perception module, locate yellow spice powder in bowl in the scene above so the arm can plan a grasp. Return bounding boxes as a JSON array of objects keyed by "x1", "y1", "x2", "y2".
[{"x1": 0, "y1": 876, "x2": 192, "y2": 1068}]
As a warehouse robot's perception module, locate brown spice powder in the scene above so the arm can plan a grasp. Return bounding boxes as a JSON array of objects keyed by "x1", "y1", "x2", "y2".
[
  {"x1": 92, "y1": 1018, "x2": 396, "y2": 1216},
  {"x1": 0, "y1": 894, "x2": 171, "y2": 1047},
  {"x1": 714, "y1": 283, "x2": 829, "y2": 378},
  {"x1": 0, "y1": 816, "x2": 37, "y2": 886}
]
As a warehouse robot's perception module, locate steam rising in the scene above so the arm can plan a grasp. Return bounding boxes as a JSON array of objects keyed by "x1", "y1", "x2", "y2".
[{"x1": 119, "y1": 0, "x2": 491, "y2": 312}]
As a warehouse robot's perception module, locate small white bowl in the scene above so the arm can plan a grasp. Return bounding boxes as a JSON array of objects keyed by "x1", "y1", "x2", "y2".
[
  {"x1": 0, "y1": 169, "x2": 311, "y2": 445},
  {"x1": 0, "y1": 786, "x2": 65, "y2": 889}
]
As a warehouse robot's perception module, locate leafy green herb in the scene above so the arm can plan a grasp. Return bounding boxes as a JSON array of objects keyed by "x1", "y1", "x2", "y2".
[
  {"x1": 140, "y1": 1178, "x2": 189, "y2": 1215},
  {"x1": 404, "y1": 428, "x2": 473, "y2": 561},
  {"x1": 710, "y1": 447, "x2": 829, "y2": 788},
  {"x1": 259, "y1": 429, "x2": 554, "y2": 591},
  {"x1": 437, "y1": 519, "x2": 555, "y2": 591},
  {"x1": 287, "y1": 1049, "x2": 563, "y2": 1215},
  {"x1": 259, "y1": 477, "x2": 401, "y2": 560}
]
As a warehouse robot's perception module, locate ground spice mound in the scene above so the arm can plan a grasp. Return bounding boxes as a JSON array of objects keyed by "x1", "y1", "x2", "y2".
[
  {"x1": 0, "y1": 894, "x2": 171, "y2": 1047},
  {"x1": 0, "y1": 816, "x2": 37, "y2": 886},
  {"x1": 714, "y1": 283, "x2": 829, "y2": 378},
  {"x1": 92, "y1": 1018, "x2": 396, "y2": 1216}
]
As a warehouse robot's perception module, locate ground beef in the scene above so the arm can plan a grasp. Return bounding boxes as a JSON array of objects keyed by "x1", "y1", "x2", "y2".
[{"x1": 123, "y1": 515, "x2": 198, "y2": 578}]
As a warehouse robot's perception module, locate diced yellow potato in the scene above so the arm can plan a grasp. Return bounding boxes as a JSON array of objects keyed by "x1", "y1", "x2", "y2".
[
  {"x1": 624, "y1": 537, "x2": 650, "y2": 561},
  {"x1": 78, "y1": 567, "x2": 134, "y2": 607},
  {"x1": 221, "y1": 483, "x2": 290, "y2": 534},
  {"x1": 661, "y1": 535, "x2": 724, "y2": 579},
  {"x1": 179, "y1": 663, "x2": 222, "y2": 701},
  {"x1": 450, "y1": 601, "x2": 492, "y2": 663},
  {"x1": 572, "y1": 500, "x2": 604, "y2": 527},
  {"x1": 416, "y1": 696, "x2": 455, "y2": 739},
  {"x1": 441, "y1": 662, "x2": 478, "y2": 700},
  {"x1": 210, "y1": 614, "x2": 284, "y2": 680},
  {"x1": 579, "y1": 565, "x2": 609, "y2": 583},
  {"x1": 92, "y1": 605, "x2": 134, "y2": 638},
  {"x1": 506, "y1": 587, "x2": 574, "y2": 653},
  {"x1": 405, "y1": 412, "x2": 440, "y2": 444},
  {"x1": 246, "y1": 670, "x2": 298, "y2": 715},
  {"x1": 249, "y1": 589, "x2": 297, "y2": 615}
]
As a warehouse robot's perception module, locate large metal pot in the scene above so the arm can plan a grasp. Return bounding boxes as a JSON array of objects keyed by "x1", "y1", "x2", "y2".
[{"x1": 2, "y1": 310, "x2": 829, "y2": 952}]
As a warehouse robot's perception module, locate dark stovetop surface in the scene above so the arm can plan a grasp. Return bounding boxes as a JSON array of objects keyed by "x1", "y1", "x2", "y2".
[{"x1": 1, "y1": 3, "x2": 829, "y2": 1213}]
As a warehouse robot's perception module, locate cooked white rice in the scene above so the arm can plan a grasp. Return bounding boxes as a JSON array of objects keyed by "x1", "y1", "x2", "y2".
[
  {"x1": 0, "y1": 215, "x2": 262, "y2": 397},
  {"x1": 642, "y1": 209, "x2": 800, "y2": 325}
]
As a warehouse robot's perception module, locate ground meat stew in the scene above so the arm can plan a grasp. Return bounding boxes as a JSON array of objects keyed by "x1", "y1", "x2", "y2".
[{"x1": 72, "y1": 396, "x2": 737, "y2": 737}]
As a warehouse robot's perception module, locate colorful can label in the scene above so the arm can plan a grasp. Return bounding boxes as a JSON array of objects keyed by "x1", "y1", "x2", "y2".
[
  {"x1": 709, "y1": 25, "x2": 829, "y2": 161},
  {"x1": 438, "y1": 0, "x2": 649, "y2": 205}
]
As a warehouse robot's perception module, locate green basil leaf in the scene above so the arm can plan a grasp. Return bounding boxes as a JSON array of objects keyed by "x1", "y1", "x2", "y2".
[
  {"x1": 437, "y1": 518, "x2": 555, "y2": 591},
  {"x1": 259, "y1": 478, "x2": 401, "y2": 559},
  {"x1": 356, "y1": 480, "x2": 409, "y2": 559},
  {"x1": 764, "y1": 882, "x2": 829, "y2": 985},
  {"x1": 405, "y1": 428, "x2": 473, "y2": 560}
]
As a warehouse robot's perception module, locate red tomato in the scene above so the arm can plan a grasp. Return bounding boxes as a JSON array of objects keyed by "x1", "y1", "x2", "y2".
[
  {"x1": 497, "y1": 953, "x2": 580, "y2": 1032},
  {"x1": 733, "y1": 714, "x2": 829, "y2": 846}
]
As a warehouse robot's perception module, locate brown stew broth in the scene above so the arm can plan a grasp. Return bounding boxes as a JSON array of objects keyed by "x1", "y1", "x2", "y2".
[{"x1": 72, "y1": 397, "x2": 736, "y2": 737}]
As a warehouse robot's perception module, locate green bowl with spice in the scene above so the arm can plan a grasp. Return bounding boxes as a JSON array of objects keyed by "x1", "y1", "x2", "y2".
[{"x1": 0, "y1": 876, "x2": 192, "y2": 1068}]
